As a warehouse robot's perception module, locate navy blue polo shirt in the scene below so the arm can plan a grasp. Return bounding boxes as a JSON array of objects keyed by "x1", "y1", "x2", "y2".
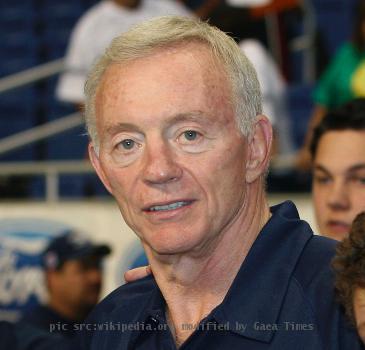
[
  {"x1": 20, "y1": 304, "x2": 80, "y2": 338},
  {"x1": 77, "y1": 201, "x2": 364, "y2": 349}
]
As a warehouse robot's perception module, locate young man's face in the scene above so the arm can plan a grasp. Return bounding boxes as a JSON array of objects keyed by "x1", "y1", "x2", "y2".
[
  {"x1": 312, "y1": 130, "x2": 365, "y2": 240},
  {"x1": 90, "y1": 44, "x2": 264, "y2": 258}
]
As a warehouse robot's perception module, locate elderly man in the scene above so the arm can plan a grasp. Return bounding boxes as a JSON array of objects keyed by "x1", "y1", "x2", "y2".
[{"x1": 79, "y1": 16, "x2": 363, "y2": 349}]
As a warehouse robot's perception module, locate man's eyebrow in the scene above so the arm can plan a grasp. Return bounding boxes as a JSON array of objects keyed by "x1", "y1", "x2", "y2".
[
  {"x1": 105, "y1": 122, "x2": 142, "y2": 135},
  {"x1": 313, "y1": 164, "x2": 365, "y2": 175},
  {"x1": 347, "y1": 164, "x2": 365, "y2": 173},
  {"x1": 105, "y1": 112, "x2": 214, "y2": 135},
  {"x1": 313, "y1": 165, "x2": 330, "y2": 174},
  {"x1": 165, "y1": 111, "x2": 214, "y2": 127}
]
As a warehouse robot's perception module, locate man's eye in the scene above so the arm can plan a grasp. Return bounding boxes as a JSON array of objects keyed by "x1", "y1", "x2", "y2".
[
  {"x1": 120, "y1": 139, "x2": 135, "y2": 150},
  {"x1": 349, "y1": 176, "x2": 365, "y2": 185},
  {"x1": 314, "y1": 176, "x2": 330, "y2": 184},
  {"x1": 183, "y1": 130, "x2": 198, "y2": 141}
]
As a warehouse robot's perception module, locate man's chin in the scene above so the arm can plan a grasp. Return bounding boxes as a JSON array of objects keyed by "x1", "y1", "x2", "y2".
[
  {"x1": 144, "y1": 240, "x2": 198, "y2": 260},
  {"x1": 148, "y1": 245, "x2": 191, "y2": 257}
]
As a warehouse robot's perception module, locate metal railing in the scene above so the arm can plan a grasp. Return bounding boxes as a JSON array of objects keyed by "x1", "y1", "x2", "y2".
[
  {"x1": 0, "y1": 59, "x2": 64, "y2": 94},
  {"x1": 0, "y1": 112, "x2": 83, "y2": 156},
  {"x1": 0, "y1": 59, "x2": 93, "y2": 202},
  {"x1": 0, "y1": 160, "x2": 93, "y2": 202},
  {"x1": 0, "y1": 6, "x2": 314, "y2": 201}
]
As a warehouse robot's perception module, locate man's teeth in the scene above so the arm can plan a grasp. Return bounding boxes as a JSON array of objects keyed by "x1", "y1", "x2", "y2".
[{"x1": 149, "y1": 201, "x2": 189, "y2": 211}]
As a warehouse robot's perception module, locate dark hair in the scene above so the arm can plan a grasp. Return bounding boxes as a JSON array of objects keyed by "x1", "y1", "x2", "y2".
[
  {"x1": 352, "y1": 0, "x2": 365, "y2": 51},
  {"x1": 310, "y1": 98, "x2": 365, "y2": 159},
  {"x1": 332, "y1": 212, "x2": 365, "y2": 325}
]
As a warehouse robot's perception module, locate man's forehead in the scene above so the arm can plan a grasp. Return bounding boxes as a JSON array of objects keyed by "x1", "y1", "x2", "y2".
[
  {"x1": 98, "y1": 41, "x2": 225, "y2": 86},
  {"x1": 314, "y1": 130, "x2": 365, "y2": 174},
  {"x1": 317, "y1": 130, "x2": 365, "y2": 153},
  {"x1": 94, "y1": 42, "x2": 234, "y2": 129}
]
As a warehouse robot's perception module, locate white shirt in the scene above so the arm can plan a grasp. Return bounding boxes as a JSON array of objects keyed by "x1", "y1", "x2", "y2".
[
  {"x1": 56, "y1": 0, "x2": 192, "y2": 103},
  {"x1": 239, "y1": 39, "x2": 294, "y2": 155}
]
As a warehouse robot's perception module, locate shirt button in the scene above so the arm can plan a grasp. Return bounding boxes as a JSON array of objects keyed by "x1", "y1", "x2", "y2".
[{"x1": 150, "y1": 316, "x2": 159, "y2": 325}]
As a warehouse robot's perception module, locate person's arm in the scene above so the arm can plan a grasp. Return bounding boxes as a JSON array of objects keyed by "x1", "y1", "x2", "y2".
[
  {"x1": 295, "y1": 104, "x2": 327, "y2": 171},
  {"x1": 354, "y1": 287, "x2": 365, "y2": 344},
  {"x1": 295, "y1": 45, "x2": 351, "y2": 171}
]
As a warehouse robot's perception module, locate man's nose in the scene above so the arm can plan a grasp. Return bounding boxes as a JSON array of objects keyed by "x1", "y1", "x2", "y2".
[
  {"x1": 141, "y1": 141, "x2": 182, "y2": 185},
  {"x1": 327, "y1": 181, "x2": 350, "y2": 210}
]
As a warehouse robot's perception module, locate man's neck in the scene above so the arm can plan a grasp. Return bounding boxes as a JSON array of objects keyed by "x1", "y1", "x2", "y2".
[
  {"x1": 48, "y1": 298, "x2": 87, "y2": 322},
  {"x1": 144, "y1": 183, "x2": 271, "y2": 345}
]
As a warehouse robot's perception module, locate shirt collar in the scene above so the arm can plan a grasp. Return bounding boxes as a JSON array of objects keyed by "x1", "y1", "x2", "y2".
[
  {"x1": 212, "y1": 200, "x2": 313, "y2": 342},
  {"x1": 104, "y1": 277, "x2": 164, "y2": 348}
]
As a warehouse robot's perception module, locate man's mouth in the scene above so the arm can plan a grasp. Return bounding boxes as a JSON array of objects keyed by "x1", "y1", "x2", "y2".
[
  {"x1": 326, "y1": 220, "x2": 350, "y2": 234},
  {"x1": 327, "y1": 220, "x2": 349, "y2": 227},
  {"x1": 144, "y1": 200, "x2": 193, "y2": 212}
]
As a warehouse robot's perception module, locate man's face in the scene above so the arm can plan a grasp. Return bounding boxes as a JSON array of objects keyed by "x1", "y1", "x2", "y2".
[
  {"x1": 91, "y1": 44, "x2": 253, "y2": 257},
  {"x1": 312, "y1": 130, "x2": 365, "y2": 240},
  {"x1": 49, "y1": 256, "x2": 103, "y2": 314}
]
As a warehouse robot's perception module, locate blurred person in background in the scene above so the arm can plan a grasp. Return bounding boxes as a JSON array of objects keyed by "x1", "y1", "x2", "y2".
[
  {"x1": 20, "y1": 231, "x2": 111, "y2": 337},
  {"x1": 310, "y1": 98, "x2": 365, "y2": 241},
  {"x1": 297, "y1": 0, "x2": 365, "y2": 170},
  {"x1": 239, "y1": 39, "x2": 294, "y2": 157},
  {"x1": 333, "y1": 212, "x2": 365, "y2": 344},
  {"x1": 179, "y1": 0, "x2": 221, "y2": 19},
  {"x1": 56, "y1": 0, "x2": 192, "y2": 105}
]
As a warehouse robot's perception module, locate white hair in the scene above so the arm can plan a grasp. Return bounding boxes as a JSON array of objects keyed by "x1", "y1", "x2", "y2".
[{"x1": 84, "y1": 15, "x2": 262, "y2": 147}]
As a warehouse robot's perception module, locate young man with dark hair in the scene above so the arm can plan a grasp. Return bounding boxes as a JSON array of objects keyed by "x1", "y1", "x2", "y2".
[{"x1": 311, "y1": 98, "x2": 365, "y2": 240}]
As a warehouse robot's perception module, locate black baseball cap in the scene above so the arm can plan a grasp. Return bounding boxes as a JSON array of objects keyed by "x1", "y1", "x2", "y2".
[{"x1": 43, "y1": 231, "x2": 111, "y2": 270}]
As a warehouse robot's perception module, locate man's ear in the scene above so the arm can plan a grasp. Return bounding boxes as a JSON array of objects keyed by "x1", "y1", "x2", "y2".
[
  {"x1": 245, "y1": 115, "x2": 273, "y2": 183},
  {"x1": 88, "y1": 143, "x2": 113, "y2": 194},
  {"x1": 45, "y1": 270, "x2": 52, "y2": 290}
]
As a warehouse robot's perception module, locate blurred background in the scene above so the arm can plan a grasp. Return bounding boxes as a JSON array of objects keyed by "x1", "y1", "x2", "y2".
[{"x1": 0, "y1": 0, "x2": 359, "y2": 323}]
